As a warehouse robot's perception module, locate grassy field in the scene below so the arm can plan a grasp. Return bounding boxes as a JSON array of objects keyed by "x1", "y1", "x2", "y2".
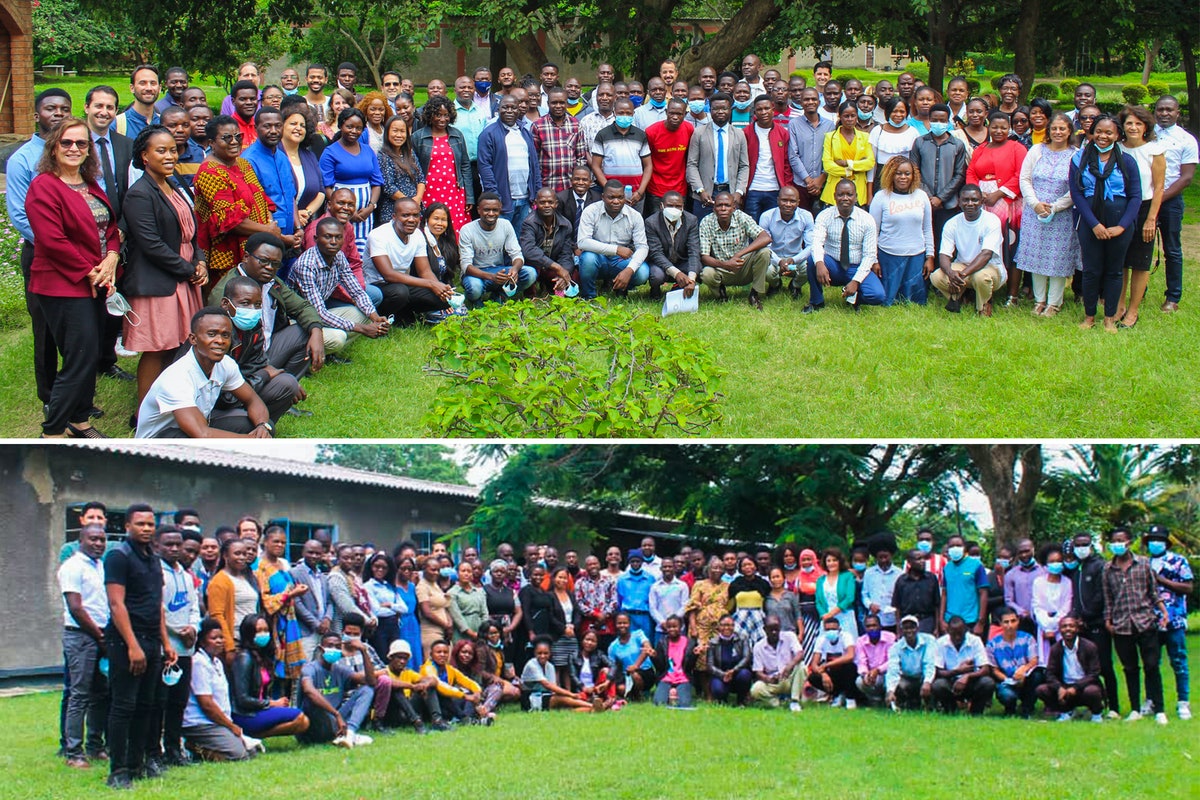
[{"x1": 1, "y1": 625, "x2": 1197, "y2": 800}]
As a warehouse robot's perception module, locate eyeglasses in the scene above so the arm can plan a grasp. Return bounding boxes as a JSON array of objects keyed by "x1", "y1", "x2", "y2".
[
  {"x1": 59, "y1": 139, "x2": 90, "y2": 151},
  {"x1": 219, "y1": 133, "x2": 245, "y2": 144},
  {"x1": 248, "y1": 252, "x2": 282, "y2": 269},
  {"x1": 383, "y1": 81, "x2": 400, "y2": 88},
  {"x1": 1079, "y1": 115, "x2": 1098, "y2": 121}
]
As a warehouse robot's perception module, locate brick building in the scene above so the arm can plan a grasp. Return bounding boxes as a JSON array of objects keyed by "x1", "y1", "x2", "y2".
[{"x1": 0, "y1": 0, "x2": 33, "y2": 135}]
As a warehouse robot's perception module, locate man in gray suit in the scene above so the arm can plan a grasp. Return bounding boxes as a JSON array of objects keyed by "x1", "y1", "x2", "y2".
[
  {"x1": 290, "y1": 539, "x2": 332, "y2": 661},
  {"x1": 685, "y1": 92, "x2": 749, "y2": 222},
  {"x1": 644, "y1": 191, "x2": 700, "y2": 299}
]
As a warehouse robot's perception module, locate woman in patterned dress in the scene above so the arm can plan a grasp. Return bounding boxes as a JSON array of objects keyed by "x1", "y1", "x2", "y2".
[
  {"x1": 684, "y1": 557, "x2": 731, "y2": 673},
  {"x1": 377, "y1": 115, "x2": 426, "y2": 225},
  {"x1": 254, "y1": 529, "x2": 306, "y2": 687},
  {"x1": 726, "y1": 556, "x2": 770, "y2": 646},
  {"x1": 1018, "y1": 112, "x2": 1081, "y2": 318}
]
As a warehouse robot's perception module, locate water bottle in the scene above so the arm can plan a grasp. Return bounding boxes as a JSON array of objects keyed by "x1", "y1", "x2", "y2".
[{"x1": 624, "y1": 184, "x2": 633, "y2": 203}]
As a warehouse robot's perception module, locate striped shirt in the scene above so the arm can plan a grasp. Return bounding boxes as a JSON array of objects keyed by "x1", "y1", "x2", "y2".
[{"x1": 811, "y1": 206, "x2": 878, "y2": 284}]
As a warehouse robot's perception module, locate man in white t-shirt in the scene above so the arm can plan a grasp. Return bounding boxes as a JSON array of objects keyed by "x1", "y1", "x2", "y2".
[
  {"x1": 59, "y1": 524, "x2": 110, "y2": 768},
  {"x1": 1153, "y1": 95, "x2": 1197, "y2": 312},
  {"x1": 136, "y1": 308, "x2": 272, "y2": 438},
  {"x1": 365, "y1": 198, "x2": 455, "y2": 323},
  {"x1": 929, "y1": 184, "x2": 1005, "y2": 316},
  {"x1": 806, "y1": 617, "x2": 859, "y2": 708},
  {"x1": 750, "y1": 616, "x2": 806, "y2": 711}
]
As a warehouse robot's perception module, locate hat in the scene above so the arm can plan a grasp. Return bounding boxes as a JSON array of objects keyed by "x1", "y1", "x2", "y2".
[
  {"x1": 627, "y1": 549, "x2": 644, "y2": 563},
  {"x1": 387, "y1": 639, "x2": 412, "y2": 658},
  {"x1": 900, "y1": 615, "x2": 920, "y2": 626},
  {"x1": 1145, "y1": 524, "x2": 1170, "y2": 540}
]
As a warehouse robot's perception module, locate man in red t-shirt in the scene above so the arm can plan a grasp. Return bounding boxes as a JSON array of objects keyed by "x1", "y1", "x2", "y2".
[{"x1": 644, "y1": 99, "x2": 694, "y2": 217}]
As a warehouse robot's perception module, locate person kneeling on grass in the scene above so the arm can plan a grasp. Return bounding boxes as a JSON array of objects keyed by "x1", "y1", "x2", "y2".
[
  {"x1": 422, "y1": 639, "x2": 487, "y2": 724},
  {"x1": 807, "y1": 616, "x2": 858, "y2": 707},
  {"x1": 987, "y1": 606, "x2": 1043, "y2": 718},
  {"x1": 216, "y1": 277, "x2": 305, "y2": 422},
  {"x1": 652, "y1": 615, "x2": 696, "y2": 707},
  {"x1": 183, "y1": 618, "x2": 257, "y2": 762},
  {"x1": 135, "y1": 307, "x2": 273, "y2": 439},
  {"x1": 885, "y1": 614, "x2": 937, "y2": 711},
  {"x1": 297, "y1": 632, "x2": 376, "y2": 748},
  {"x1": 522, "y1": 636, "x2": 601, "y2": 712},
  {"x1": 1035, "y1": 616, "x2": 1106, "y2": 723},
  {"x1": 929, "y1": 184, "x2": 1005, "y2": 317},
  {"x1": 229, "y1": 614, "x2": 310, "y2": 740},
  {"x1": 460, "y1": 193, "x2": 537, "y2": 306},
  {"x1": 750, "y1": 615, "x2": 806, "y2": 711},
  {"x1": 698, "y1": 191, "x2": 774, "y2": 309},
  {"x1": 854, "y1": 613, "x2": 895, "y2": 706}
]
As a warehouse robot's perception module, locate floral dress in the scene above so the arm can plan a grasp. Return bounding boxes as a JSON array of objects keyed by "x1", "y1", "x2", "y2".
[
  {"x1": 255, "y1": 558, "x2": 306, "y2": 680},
  {"x1": 423, "y1": 134, "x2": 470, "y2": 233},
  {"x1": 683, "y1": 580, "x2": 730, "y2": 671}
]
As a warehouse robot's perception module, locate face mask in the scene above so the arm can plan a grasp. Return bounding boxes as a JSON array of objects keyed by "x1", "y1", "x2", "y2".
[
  {"x1": 1019, "y1": 556, "x2": 1035, "y2": 567},
  {"x1": 629, "y1": 566, "x2": 643, "y2": 576},
  {"x1": 929, "y1": 121, "x2": 953, "y2": 136},
  {"x1": 106, "y1": 291, "x2": 142, "y2": 327},
  {"x1": 1046, "y1": 562, "x2": 1064, "y2": 575},
  {"x1": 790, "y1": 101, "x2": 804, "y2": 111},
  {"x1": 253, "y1": 632, "x2": 271, "y2": 648},
  {"x1": 474, "y1": 80, "x2": 491, "y2": 95},
  {"x1": 824, "y1": 629, "x2": 840, "y2": 643},
  {"x1": 342, "y1": 634, "x2": 361, "y2": 644},
  {"x1": 1073, "y1": 545, "x2": 1092, "y2": 561},
  {"x1": 1108, "y1": 542, "x2": 1128, "y2": 557},
  {"x1": 564, "y1": 281, "x2": 580, "y2": 298},
  {"x1": 1063, "y1": 559, "x2": 1078, "y2": 571},
  {"x1": 649, "y1": 97, "x2": 666, "y2": 109},
  {"x1": 916, "y1": 540, "x2": 933, "y2": 554},
  {"x1": 801, "y1": 565, "x2": 815, "y2": 573},
  {"x1": 733, "y1": 99, "x2": 752, "y2": 111},
  {"x1": 488, "y1": 639, "x2": 503, "y2": 649},
  {"x1": 857, "y1": 108, "x2": 874, "y2": 121},
  {"x1": 629, "y1": 96, "x2": 643, "y2": 108},
  {"x1": 662, "y1": 206, "x2": 683, "y2": 224},
  {"x1": 1095, "y1": 142, "x2": 1115, "y2": 153},
  {"x1": 1147, "y1": 541, "x2": 1167, "y2": 557},
  {"x1": 614, "y1": 115, "x2": 634, "y2": 129},
  {"x1": 162, "y1": 664, "x2": 183, "y2": 686},
  {"x1": 322, "y1": 648, "x2": 343, "y2": 665},
  {"x1": 688, "y1": 100, "x2": 706, "y2": 115},
  {"x1": 995, "y1": 558, "x2": 1011, "y2": 570},
  {"x1": 852, "y1": 562, "x2": 867, "y2": 572},
  {"x1": 867, "y1": 629, "x2": 882, "y2": 643},
  {"x1": 228, "y1": 305, "x2": 262, "y2": 331},
  {"x1": 947, "y1": 546, "x2": 964, "y2": 562},
  {"x1": 439, "y1": 566, "x2": 457, "y2": 579}
]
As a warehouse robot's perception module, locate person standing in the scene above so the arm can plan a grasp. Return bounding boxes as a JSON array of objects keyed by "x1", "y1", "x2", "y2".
[
  {"x1": 742, "y1": 96, "x2": 793, "y2": 223},
  {"x1": 113, "y1": 65, "x2": 162, "y2": 138},
  {"x1": 1153, "y1": 95, "x2": 1197, "y2": 313},
  {"x1": 104, "y1": 505, "x2": 177, "y2": 789},
  {"x1": 1003, "y1": 539, "x2": 1046, "y2": 635},
  {"x1": 1143, "y1": 525, "x2": 1193, "y2": 720},
  {"x1": 478, "y1": 95, "x2": 541, "y2": 227},
  {"x1": 1103, "y1": 528, "x2": 1169, "y2": 724},
  {"x1": 290, "y1": 539, "x2": 332, "y2": 661},
  {"x1": 1018, "y1": 112, "x2": 1081, "y2": 317},
  {"x1": 644, "y1": 100, "x2": 694, "y2": 216},
  {"x1": 1070, "y1": 532, "x2": 1121, "y2": 715},
  {"x1": 58, "y1": 524, "x2": 110, "y2": 769},
  {"x1": 531, "y1": 88, "x2": 586, "y2": 194},
  {"x1": 685, "y1": 93, "x2": 748, "y2": 221},
  {"x1": 155, "y1": 525, "x2": 200, "y2": 767},
  {"x1": 787, "y1": 88, "x2": 835, "y2": 213}
]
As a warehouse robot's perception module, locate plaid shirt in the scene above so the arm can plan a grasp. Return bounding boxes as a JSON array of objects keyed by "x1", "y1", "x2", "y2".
[
  {"x1": 531, "y1": 113, "x2": 587, "y2": 192},
  {"x1": 288, "y1": 246, "x2": 376, "y2": 330},
  {"x1": 699, "y1": 209, "x2": 764, "y2": 261},
  {"x1": 1103, "y1": 556, "x2": 1162, "y2": 635}
]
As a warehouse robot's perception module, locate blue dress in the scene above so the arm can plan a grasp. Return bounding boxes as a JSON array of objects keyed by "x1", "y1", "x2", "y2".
[
  {"x1": 318, "y1": 140, "x2": 384, "y2": 256},
  {"x1": 395, "y1": 580, "x2": 422, "y2": 666}
]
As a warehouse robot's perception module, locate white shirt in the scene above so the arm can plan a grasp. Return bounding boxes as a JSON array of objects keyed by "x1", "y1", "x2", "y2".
[
  {"x1": 939, "y1": 210, "x2": 1006, "y2": 283},
  {"x1": 933, "y1": 632, "x2": 989, "y2": 671},
  {"x1": 365, "y1": 222, "x2": 425, "y2": 284},
  {"x1": 748, "y1": 124, "x2": 780, "y2": 192},
  {"x1": 753, "y1": 631, "x2": 803, "y2": 674},
  {"x1": 136, "y1": 350, "x2": 245, "y2": 438},
  {"x1": 1154, "y1": 124, "x2": 1199, "y2": 192},
  {"x1": 1061, "y1": 639, "x2": 1085, "y2": 683},
  {"x1": 814, "y1": 629, "x2": 855, "y2": 661},
  {"x1": 576, "y1": 202, "x2": 649, "y2": 270},
  {"x1": 184, "y1": 651, "x2": 232, "y2": 727},
  {"x1": 1118, "y1": 140, "x2": 1167, "y2": 201},
  {"x1": 58, "y1": 550, "x2": 109, "y2": 629},
  {"x1": 504, "y1": 125, "x2": 531, "y2": 199}
]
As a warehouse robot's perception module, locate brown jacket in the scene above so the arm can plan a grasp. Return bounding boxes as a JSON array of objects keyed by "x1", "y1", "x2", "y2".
[{"x1": 1043, "y1": 636, "x2": 1102, "y2": 692}]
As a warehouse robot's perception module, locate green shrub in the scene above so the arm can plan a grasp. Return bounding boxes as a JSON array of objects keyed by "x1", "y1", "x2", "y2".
[
  {"x1": 989, "y1": 74, "x2": 1004, "y2": 90},
  {"x1": 0, "y1": 203, "x2": 28, "y2": 331},
  {"x1": 1145, "y1": 81, "x2": 1168, "y2": 98},
  {"x1": 834, "y1": 74, "x2": 856, "y2": 86},
  {"x1": 1059, "y1": 79, "x2": 1080, "y2": 96},
  {"x1": 966, "y1": 79, "x2": 981, "y2": 95},
  {"x1": 1031, "y1": 83, "x2": 1059, "y2": 100},
  {"x1": 422, "y1": 297, "x2": 725, "y2": 437},
  {"x1": 1121, "y1": 84, "x2": 1149, "y2": 104},
  {"x1": 905, "y1": 63, "x2": 929, "y2": 82}
]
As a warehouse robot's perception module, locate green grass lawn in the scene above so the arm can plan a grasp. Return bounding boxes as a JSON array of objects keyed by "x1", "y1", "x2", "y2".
[{"x1": 1, "y1": 626, "x2": 1197, "y2": 800}]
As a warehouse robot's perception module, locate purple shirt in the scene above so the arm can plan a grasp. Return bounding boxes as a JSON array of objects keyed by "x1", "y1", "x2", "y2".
[{"x1": 1003, "y1": 562, "x2": 1046, "y2": 618}]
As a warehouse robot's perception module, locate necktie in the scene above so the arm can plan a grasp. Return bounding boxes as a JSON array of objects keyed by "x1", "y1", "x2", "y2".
[
  {"x1": 715, "y1": 127, "x2": 725, "y2": 184},
  {"x1": 840, "y1": 215, "x2": 852, "y2": 268},
  {"x1": 576, "y1": 197, "x2": 584, "y2": 229},
  {"x1": 97, "y1": 137, "x2": 117, "y2": 202}
]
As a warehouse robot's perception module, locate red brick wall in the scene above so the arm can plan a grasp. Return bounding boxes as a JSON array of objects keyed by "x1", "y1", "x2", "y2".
[{"x1": 0, "y1": 0, "x2": 33, "y2": 136}]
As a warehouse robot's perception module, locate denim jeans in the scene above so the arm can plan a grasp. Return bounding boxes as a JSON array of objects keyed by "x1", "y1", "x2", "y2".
[
  {"x1": 742, "y1": 190, "x2": 778, "y2": 225},
  {"x1": 1158, "y1": 194, "x2": 1183, "y2": 302},
  {"x1": 807, "y1": 255, "x2": 886, "y2": 306},
  {"x1": 878, "y1": 250, "x2": 929, "y2": 305},
  {"x1": 577, "y1": 252, "x2": 648, "y2": 299},
  {"x1": 1161, "y1": 626, "x2": 1189, "y2": 702},
  {"x1": 462, "y1": 264, "x2": 538, "y2": 305},
  {"x1": 503, "y1": 199, "x2": 532, "y2": 230}
]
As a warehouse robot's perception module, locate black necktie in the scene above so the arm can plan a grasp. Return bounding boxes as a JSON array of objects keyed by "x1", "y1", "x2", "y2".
[
  {"x1": 97, "y1": 137, "x2": 117, "y2": 203},
  {"x1": 840, "y1": 215, "x2": 851, "y2": 268},
  {"x1": 576, "y1": 197, "x2": 584, "y2": 229}
]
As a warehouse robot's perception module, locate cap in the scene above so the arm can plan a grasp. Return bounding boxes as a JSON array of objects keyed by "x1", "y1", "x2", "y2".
[
  {"x1": 627, "y1": 549, "x2": 644, "y2": 563},
  {"x1": 387, "y1": 639, "x2": 412, "y2": 657},
  {"x1": 1145, "y1": 524, "x2": 1170, "y2": 540},
  {"x1": 900, "y1": 615, "x2": 920, "y2": 626}
]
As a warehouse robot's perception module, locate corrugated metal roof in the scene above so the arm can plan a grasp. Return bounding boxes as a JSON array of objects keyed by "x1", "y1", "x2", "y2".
[{"x1": 62, "y1": 442, "x2": 480, "y2": 499}]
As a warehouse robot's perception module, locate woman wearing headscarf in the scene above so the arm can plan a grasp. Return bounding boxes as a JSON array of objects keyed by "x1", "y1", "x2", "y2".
[
  {"x1": 1031, "y1": 544, "x2": 1074, "y2": 665},
  {"x1": 795, "y1": 548, "x2": 825, "y2": 661}
]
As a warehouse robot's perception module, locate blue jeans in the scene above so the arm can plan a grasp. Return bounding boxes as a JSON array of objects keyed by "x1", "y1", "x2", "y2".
[
  {"x1": 994, "y1": 668, "x2": 1043, "y2": 716},
  {"x1": 878, "y1": 250, "x2": 928, "y2": 305},
  {"x1": 807, "y1": 255, "x2": 886, "y2": 307},
  {"x1": 462, "y1": 264, "x2": 538, "y2": 305},
  {"x1": 578, "y1": 252, "x2": 648, "y2": 299},
  {"x1": 1162, "y1": 626, "x2": 1189, "y2": 702},
  {"x1": 742, "y1": 190, "x2": 778, "y2": 225},
  {"x1": 503, "y1": 199, "x2": 532, "y2": 230},
  {"x1": 1159, "y1": 195, "x2": 1183, "y2": 302}
]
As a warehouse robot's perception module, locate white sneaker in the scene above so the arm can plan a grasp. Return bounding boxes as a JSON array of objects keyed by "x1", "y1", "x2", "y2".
[
  {"x1": 1155, "y1": 712, "x2": 1169, "y2": 726},
  {"x1": 830, "y1": 694, "x2": 845, "y2": 708},
  {"x1": 1090, "y1": 714, "x2": 1104, "y2": 723},
  {"x1": 332, "y1": 734, "x2": 354, "y2": 749},
  {"x1": 114, "y1": 337, "x2": 138, "y2": 358},
  {"x1": 789, "y1": 701, "x2": 802, "y2": 713},
  {"x1": 1106, "y1": 710, "x2": 1121, "y2": 720},
  {"x1": 1179, "y1": 701, "x2": 1192, "y2": 720},
  {"x1": 352, "y1": 732, "x2": 373, "y2": 746},
  {"x1": 1124, "y1": 711, "x2": 1142, "y2": 723},
  {"x1": 1140, "y1": 699, "x2": 1154, "y2": 716},
  {"x1": 845, "y1": 698, "x2": 857, "y2": 710},
  {"x1": 1056, "y1": 712, "x2": 1073, "y2": 722}
]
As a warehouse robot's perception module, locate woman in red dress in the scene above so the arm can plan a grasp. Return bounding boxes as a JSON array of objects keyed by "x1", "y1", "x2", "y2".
[
  {"x1": 966, "y1": 110, "x2": 1027, "y2": 305},
  {"x1": 412, "y1": 95, "x2": 473, "y2": 234}
]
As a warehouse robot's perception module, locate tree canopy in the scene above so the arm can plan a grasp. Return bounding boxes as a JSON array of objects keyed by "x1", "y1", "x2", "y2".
[{"x1": 315, "y1": 444, "x2": 470, "y2": 485}]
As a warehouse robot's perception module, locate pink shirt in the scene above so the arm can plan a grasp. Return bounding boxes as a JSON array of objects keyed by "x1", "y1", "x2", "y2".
[
  {"x1": 855, "y1": 630, "x2": 896, "y2": 674},
  {"x1": 663, "y1": 636, "x2": 690, "y2": 685}
]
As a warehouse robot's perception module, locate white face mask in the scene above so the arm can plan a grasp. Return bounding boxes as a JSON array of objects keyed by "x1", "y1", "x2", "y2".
[
  {"x1": 106, "y1": 291, "x2": 142, "y2": 327},
  {"x1": 662, "y1": 206, "x2": 683, "y2": 224}
]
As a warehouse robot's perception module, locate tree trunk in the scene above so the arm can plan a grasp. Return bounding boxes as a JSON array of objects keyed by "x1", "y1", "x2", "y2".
[
  {"x1": 1179, "y1": 26, "x2": 1199, "y2": 137},
  {"x1": 489, "y1": 32, "x2": 507, "y2": 77},
  {"x1": 504, "y1": 31, "x2": 547, "y2": 79},
  {"x1": 1142, "y1": 37, "x2": 1164, "y2": 85},
  {"x1": 632, "y1": 0, "x2": 683, "y2": 83},
  {"x1": 1012, "y1": 0, "x2": 1041, "y2": 102},
  {"x1": 676, "y1": 0, "x2": 782, "y2": 84},
  {"x1": 925, "y1": 8, "x2": 949, "y2": 95},
  {"x1": 965, "y1": 445, "x2": 1044, "y2": 548}
]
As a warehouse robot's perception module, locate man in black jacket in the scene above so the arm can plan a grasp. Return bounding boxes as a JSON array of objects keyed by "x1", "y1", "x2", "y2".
[
  {"x1": 520, "y1": 187, "x2": 576, "y2": 294},
  {"x1": 644, "y1": 191, "x2": 700, "y2": 299},
  {"x1": 216, "y1": 277, "x2": 303, "y2": 421},
  {"x1": 1068, "y1": 531, "x2": 1120, "y2": 715},
  {"x1": 556, "y1": 165, "x2": 602, "y2": 235}
]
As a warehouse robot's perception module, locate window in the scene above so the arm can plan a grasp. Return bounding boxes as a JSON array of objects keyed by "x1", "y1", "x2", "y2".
[{"x1": 267, "y1": 518, "x2": 338, "y2": 564}]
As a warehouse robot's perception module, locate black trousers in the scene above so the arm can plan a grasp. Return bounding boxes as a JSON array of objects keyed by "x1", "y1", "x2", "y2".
[
  {"x1": 265, "y1": 321, "x2": 313, "y2": 378},
  {"x1": 93, "y1": 293, "x2": 120, "y2": 373},
  {"x1": 1077, "y1": 198, "x2": 1134, "y2": 318},
  {"x1": 105, "y1": 631, "x2": 163, "y2": 778},
  {"x1": 931, "y1": 674, "x2": 996, "y2": 715},
  {"x1": 1079, "y1": 622, "x2": 1121, "y2": 713},
  {"x1": 36, "y1": 294, "x2": 101, "y2": 435},
  {"x1": 371, "y1": 282, "x2": 449, "y2": 321},
  {"x1": 1113, "y1": 628, "x2": 1164, "y2": 714},
  {"x1": 21, "y1": 241, "x2": 60, "y2": 405}
]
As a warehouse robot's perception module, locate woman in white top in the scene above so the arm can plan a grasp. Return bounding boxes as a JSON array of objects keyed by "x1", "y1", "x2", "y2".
[
  {"x1": 1115, "y1": 105, "x2": 1166, "y2": 328},
  {"x1": 1031, "y1": 545, "x2": 1074, "y2": 665},
  {"x1": 869, "y1": 98, "x2": 919, "y2": 191},
  {"x1": 1018, "y1": 112, "x2": 1080, "y2": 317},
  {"x1": 183, "y1": 618, "x2": 253, "y2": 761},
  {"x1": 869, "y1": 156, "x2": 934, "y2": 306}
]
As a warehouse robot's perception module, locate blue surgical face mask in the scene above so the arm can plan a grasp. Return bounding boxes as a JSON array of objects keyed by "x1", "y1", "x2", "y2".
[
  {"x1": 1095, "y1": 142, "x2": 1115, "y2": 153},
  {"x1": 1073, "y1": 545, "x2": 1092, "y2": 561},
  {"x1": 790, "y1": 101, "x2": 804, "y2": 111},
  {"x1": 733, "y1": 99, "x2": 752, "y2": 111},
  {"x1": 995, "y1": 558, "x2": 1011, "y2": 570},
  {"x1": 852, "y1": 562, "x2": 867, "y2": 572},
  {"x1": 322, "y1": 648, "x2": 343, "y2": 665},
  {"x1": 1046, "y1": 562, "x2": 1065, "y2": 575},
  {"x1": 916, "y1": 540, "x2": 933, "y2": 554},
  {"x1": 947, "y1": 546, "x2": 964, "y2": 562},
  {"x1": 649, "y1": 97, "x2": 666, "y2": 109},
  {"x1": 227, "y1": 305, "x2": 262, "y2": 331},
  {"x1": 439, "y1": 566, "x2": 457, "y2": 579},
  {"x1": 688, "y1": 100, "x2": 706, "y2": 115},
  {"x1": 629, "y1": 96, "x2": 643, "y2": 108},
  {"x1": 1147, "y1": 540, "x2": 1167, "y2": 557},
  {"x1": 474, "y1": 80, "x2": 491, "y2": 95},
  {"x1": 867, "y1": 629, "x2": 882, "y2": 643},
  {"x1": 1108, "y1": 542, "x2": 1128, "y2": 557},
  {"x1": 929, "y1": 121, "x2": 953, "y2": 136},
  {"x1": 629, "y1": 566, "x2": 643, "y2": 575},
  {"x1": 614, "y1": 115, "x2": 634, "y2": 129},
  {"x1": 564, "y1": 282, "x2": 580, "y2": 298},
  {"x1": 824, "y1": 629, "x2": 840, "y2": 643},
  {"x1": 857, "y1": 108, "x2": 874, "y2": 121},
  {"x1": 253, "y1": 632, "x2": 271, "y2": 648}
]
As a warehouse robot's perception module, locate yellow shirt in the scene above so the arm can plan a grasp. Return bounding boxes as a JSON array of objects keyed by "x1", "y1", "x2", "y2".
[
  {"x1": 387, "y1": 666, "x2": 423, "y2": 697},
  {"x1": 420, "y1": 660, "x2": 481, "y2": 699},
  {"x1": 821, "y1": 128, "x2": 875, "y2": 205}
]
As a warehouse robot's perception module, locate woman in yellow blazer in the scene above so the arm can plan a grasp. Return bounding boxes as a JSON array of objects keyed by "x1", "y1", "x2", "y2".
[{"x1": 821, "y1": 101, "x2": 875, "y2": 206}]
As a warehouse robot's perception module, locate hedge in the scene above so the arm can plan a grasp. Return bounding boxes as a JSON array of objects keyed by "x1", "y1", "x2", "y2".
[{"x1": 1031, "y1": 83, "x2": 1059, "y2": 100}]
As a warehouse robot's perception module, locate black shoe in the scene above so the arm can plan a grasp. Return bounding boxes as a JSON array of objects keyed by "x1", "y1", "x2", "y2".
[
  {"x1": 765, "y1": 282, "x2": 781, "y2": 297},
  {"x1": 789, "y1": 282, "x2": 801, "y2": 301},
  {"x1": 106, "y1": 772, "x2": 134, "y2": 790},
  {"x1": 325, "y1": 354, "x2": 352, "y2": 365},
  {"x1": 88, "y1": 406, "x2": 104, "y2": 419},
  {"x1": 128, "y1": 414, "x2": 137, "y2": 430},
  {"x1": 801, "y1": 303, "x2": 825, "y2": 314},
  {"x1": 285, "y1": 407, "x2": 313, "y2": 417},
  {"x1": 142, "y1": 758, "x2": 168, "y2": 779},
  {"x1": 945, "y1": 298, "x2": 962, "y2": 313},
  {"x1": 100, "y1": 365, "x2": 135, "y2": 382},
  {"x1": 163, "y1": 750, "x2": 191, "y2": 768},
  {"x1": 648, "y1": 288, "x2": 663, "y2": 300},
  {"x1": 430, "y1": 718, "x2": 452, "y2": 732},
  {"x1": 413, "y1": 721, "x2": 427, "y2": 735},
  {"x1": 748, "y1": 290, "x2": 763, "y2": 311},
  {"x1": 716, "y1": 286, "x2": 729, "y2": 303}
]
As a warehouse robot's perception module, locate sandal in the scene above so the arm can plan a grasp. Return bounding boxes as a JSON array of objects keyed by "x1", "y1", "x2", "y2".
[
  {"x1": 1118, "y1": 313, "x2": 1138, "y2": 329},
  {"x1": 1042, "y1": 304, "x2": 1062, "y2": 318},
  {"x1": 1032, "y1": 302, "x2": 1047, "y2": 316},
  {"x1": 1005, "y1": 295, "x2": 1019, "y2": 307},
  {"x1": 1079, "y1": 317, "x2": 1095, "y2": 330},
  {"x1": 66, "y1": 423, "x2": 106, "y2": 439}
]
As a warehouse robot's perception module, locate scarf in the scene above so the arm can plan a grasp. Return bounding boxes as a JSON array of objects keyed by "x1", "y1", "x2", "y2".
[{"x1": 1078, "y1": 142, "x2": 1120, "y2": 220}]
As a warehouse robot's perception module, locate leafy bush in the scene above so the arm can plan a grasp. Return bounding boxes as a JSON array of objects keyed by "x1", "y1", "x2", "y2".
[
  {"x1": 32, "y1": 0, "x2": 142, "y2": 70},
  {"x1": 834, "y1": 74, "x2": 856, "y2": 86},
  {"x1": 1145, "y1": 81, "x2": 1169, "y2": 98},
  {"x1": 1031, "y1": 83, "x2": 1059, "y2": 100},
  {"x1": 0, "y1": 201, "x2": 28, "y2": 331},
  {"x1": 1059, "y1": 79, "x2": 1080, "y2": 96},
  {"x1": 990, "y1": 74, "x2": 1005, "y2": 90},
  {"x1": 423, "y1": 297, "x2": 725, "y2": 437},
  {"x1": 966, "y1": 79, "x2": 981, "y2": 95},
  {"x1": 905, "y1": 63, "x2": 929, "y2": 82},
  {"x1": 1121, "y1": 84, "x2": 1149, "y2": 104}
]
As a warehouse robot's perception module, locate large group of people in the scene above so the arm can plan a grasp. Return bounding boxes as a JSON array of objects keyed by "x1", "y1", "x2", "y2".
[
  {"x1": 57, "y1": 499, "x2": 1191, "y2": 788},
  {"x1": 10, "y1": 59, "x2": 1197, "y2": 436}
]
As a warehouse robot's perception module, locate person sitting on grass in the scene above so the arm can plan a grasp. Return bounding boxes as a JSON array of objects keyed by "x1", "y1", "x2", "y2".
[
  {"x1": 607, "y1": 611, "x2": 657, "y2": 701},
  {"x1": 382, "y1": 639, "x2": 450, "y2": 733},
  {"x1": 706, "y1": 614, "x2": 753, "y2": 705},
  {"x1": 451, "y1": 639, "x2": 503, "y2": 723},
  {"x1": 931, "y1": 615, "x2": 995, "y2": 716},
  {"x1": 807, "y1": 616, "x2": 858, "y2": 707},
  {"x1": 183, "y1": 618, "x2": 256, "y2": 762},
  {"x1": 135, "y1": 307, "x2": 273, "y2": 439},
  {"x1": 337, "y1": 612, "x2": 392, "y2": 732},
  {"x1": 569, "y1": 628, "x2": 615, "y2": 704},
  {"x1": 576, "y1": 180, "x2": 650, "y2": 299},
  {"x1": 929, "y1": 184, "x2": 1005, "y2": 317},
  {"x1": 698, "y1": 191, "x2": 774, "y2": 309},
  {"x1": 422, "y1": 639, "x2": 486, "y2": 724},
  {"x1": 651, "y1": 615, "x2": 696, "y2": 707},
  {"x1": 750, "y1": 615, "x2": 806, "y2": 711},
  {"x1": 1035, "y1": 616, "x2": 1106, "y2": 723},
  {"x1": 216, "y1": 277, "x2": 305, "y2": 422},
  {"x1": 885, "y1": 614, "x2": 936, "y2": 711},
  {"x1": 986, "y1": 606, "x2": 1043, "y2": 718},
  {"x1": 297, "y1": 631, "x2": 376, "y2": 748},
  {"x1": 521, "y1": 636, "x2": 601, "y2": 712},
  {"x1": 460, "y1": 193, "x2": 537, "y2": 306},
  {"x1": 229, "y1": 614, "x2": 310, "y2": 740}
]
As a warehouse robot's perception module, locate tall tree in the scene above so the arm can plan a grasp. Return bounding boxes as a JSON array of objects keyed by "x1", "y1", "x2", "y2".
[
  {"x1": 963, "y1": 444, "x2": 1043, "y2": 546},
  {"x1": 315, "y1": 444, "x2": 470, "y2": 485}
]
